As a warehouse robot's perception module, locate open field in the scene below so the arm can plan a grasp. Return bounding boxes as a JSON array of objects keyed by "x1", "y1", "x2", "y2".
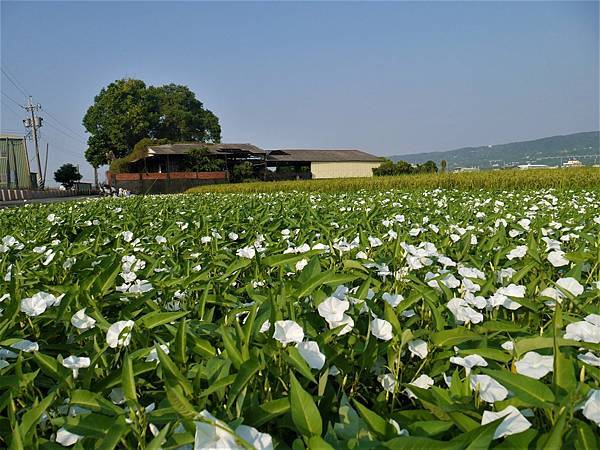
[
  {"x1": 188, "y1": 167, "x2": 600, "y2": 193},
  {"x1": 0, "y1": 188, "x2": 599, "y2": 448}
]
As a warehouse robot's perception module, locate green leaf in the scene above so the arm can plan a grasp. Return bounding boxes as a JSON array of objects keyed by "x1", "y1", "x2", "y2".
[
  {"x1": 165, "y1": 383, "x2": 197, "y2": 420},
  {"x1": 538, "y1": 407, "x2": 568, "y2": 450},
  {"x1": 307, "y1": 436, "x2": 335, "y2": 449},
  {"x1": 289, "y1": 372, "x2": 322, "y2": 437},
  {"x1": 174, "y1": 319, "x2": 187, "y2": 365},
  {"x1": 219, "y1": 327, "x2": 244, "y2": 370},
  {"x1": 146, "y1": 423, "x2": 171, "y2": 450},
  {"x1": 383, "y1": 436, "x2": 463, "y2": 450},
  {"x1": 284, "y1": 347, "x2": 317, "y2": 384},
  {"x1": 122, "y1": 352, "x2": 137, "y2": 404},
  {"x1": 19, "y1": 391, "x2": 56, "y2": 437},
  {"x1": 156, "y1": 344, "x2": 193, "y2": 396},
  {"x1": 227, "y1": 357, "x2": 262, "y2": 409},
  {"x1": 431, "y1": 328, "x2": 482, "y2": 347},
  {"x1": 352, "y1": 399, "x2": 395, "y2": 439},
  {"x1": 480, "y1": 369, "x2": 555, "y2": 407},
  {"x1": 139, "y1": 311, "x2": 188, "y2": 329},
  {"x1": 69, "y1": 390, "x2": 124, "y2": 416},
  {"x1": 574, "y1": 420, "x2": 598, "y2": 450},
  {"x1": 246, "y1": 397, "x2": 290, "y2": 428}
]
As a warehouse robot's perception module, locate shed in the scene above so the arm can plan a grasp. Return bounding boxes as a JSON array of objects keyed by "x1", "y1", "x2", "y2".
[
  {"x1": 267, "y1": 149, "x2": 382, "y2": 179},
  {"x1": 0, "y1": 134, "x2": 32, "y2": 189}
]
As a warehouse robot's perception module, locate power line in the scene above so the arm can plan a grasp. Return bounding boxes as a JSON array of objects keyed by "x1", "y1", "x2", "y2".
[
  {"x1": 1, "y1": 91, "x2": 24, "y2": 108},
  {"x1": 0, "y1": 99, "x2": 24, "y2": 119},
  {"x1": 40, "y1": 106, "x2": 83, "y2": 138},
  {"x1": 44, "y1": 120, "x2": 86, "y2": 146},
  {"x1": 0, "y1": 67, "x2": 30, "y2": 97}
]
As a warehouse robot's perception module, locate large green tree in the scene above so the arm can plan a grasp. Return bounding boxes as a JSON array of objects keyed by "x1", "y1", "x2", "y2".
[
  {"x1": 83, "y1": 79, "x2": 221, "y2": 167},
  {"x1": 54, "y1": 163, "x2": 82, "y2": 189}
]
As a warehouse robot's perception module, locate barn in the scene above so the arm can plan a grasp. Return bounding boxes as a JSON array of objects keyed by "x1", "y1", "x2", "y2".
[{"x1": 267, "y1": 149, "x2": 381, "y2": 179}]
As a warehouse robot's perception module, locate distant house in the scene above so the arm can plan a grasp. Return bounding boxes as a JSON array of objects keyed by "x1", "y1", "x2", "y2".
[
  {"x1": 267, "y1": 149, "x2": 381, "y2": 179},
  {"x1": 517, "y1": 164, "x2": 551, "y2": 170},
  {"x1": 0, "y1": 134, "x2": 33, "y2": 189}
]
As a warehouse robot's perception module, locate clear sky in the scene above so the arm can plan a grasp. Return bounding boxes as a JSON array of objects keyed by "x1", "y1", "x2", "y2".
[{"x1": 1, "y1": 1, "x2": 598, "y2": 182}]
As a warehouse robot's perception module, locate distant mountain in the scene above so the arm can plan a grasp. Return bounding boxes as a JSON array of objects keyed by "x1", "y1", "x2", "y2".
[{"x1": 389, "y1": 131, "x2": 600, "y2": 169}]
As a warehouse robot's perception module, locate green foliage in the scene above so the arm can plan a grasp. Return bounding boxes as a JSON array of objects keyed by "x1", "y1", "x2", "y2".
[
  {"x1": 374, "y1": 159, "x2": 437, "y2": 176},
  {"x1": 232, "y1": 161, "x2": 255, "y2": 181},
  {"x1": 83, "y1": 78, "x2": 221, "y2": 168},
  {"x1": 185, "y1": 147, "x2": 225, "y2": 172},
  {"x1": 109, "y1": 137, "x2": 170, "y2": 173},
  {"x1": 0, "y1": 187, "x2": 599, "y2": 448},
  {"x1": 53, "y1": 163, "x2": 82, "y2": 188},
  {"x1": 190, "y1": 166, "x2": 600, "y2": 193}
]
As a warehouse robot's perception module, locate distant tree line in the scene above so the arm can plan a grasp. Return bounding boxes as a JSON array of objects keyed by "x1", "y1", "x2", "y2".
[{"x1": 373, "y1": 159, "x2": 438, "y2": 176}]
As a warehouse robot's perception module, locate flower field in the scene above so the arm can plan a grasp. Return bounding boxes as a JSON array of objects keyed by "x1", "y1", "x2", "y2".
[{"x1": 0, "y1": 188, "x2": 599, "y2": 449}]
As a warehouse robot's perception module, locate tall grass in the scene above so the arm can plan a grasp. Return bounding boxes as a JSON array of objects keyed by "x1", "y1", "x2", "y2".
[{"x1": 187, "y1": 167, "x2": 600, "y2": 193}]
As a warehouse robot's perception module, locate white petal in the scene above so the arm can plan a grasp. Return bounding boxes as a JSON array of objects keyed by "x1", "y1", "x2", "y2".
[{"x1": 481, "y1": 406, "x2": 532, "y2": 439}]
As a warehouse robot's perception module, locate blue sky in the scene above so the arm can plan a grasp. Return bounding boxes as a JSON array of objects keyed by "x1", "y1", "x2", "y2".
[{"x1": 1, "y1": 1, "x2": 598, "y2": 181}]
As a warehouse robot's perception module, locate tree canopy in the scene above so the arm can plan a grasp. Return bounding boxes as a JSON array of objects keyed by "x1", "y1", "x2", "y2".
[
  {"x1": 373, "y1": 159, "x2": 438, "y2": 176},
  {"x1": 54, "y1": 163, "x2": 82, "y2": 189},
  {"x1": 82, "y1": 79, "x2": 221, "y2": 168}
]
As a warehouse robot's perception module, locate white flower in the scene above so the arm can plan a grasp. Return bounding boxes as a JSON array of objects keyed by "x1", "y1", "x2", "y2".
[
  {"x1": 507, "y1": 245, "x2": 527, "y2": 260},
  {"x1": 228, "y1": 232, "x2": 239, "y2": 241},
  {"x1": 515, "y1": 352, "x2": 554, "y2": 379},
  {"x1": 155, "y1": 235, "x2": 167, "y2": 244},
  {"x1": 236, "y1": 246, "x2": 256, "y2": 259},
  {"x1": 71, "y1": 308, "x2": 96, "y2": 330},
  {"x1": 547, "y1": 251, "x2": 569, "y2": 267},
  {"x1": 109, "y1": 388, "x2": 125, "y2": 405},
  {"x1": 405, "y1": 374, "x2": 434, "y2": 399},
  {"x1": 501, "y1": 341, "x2": 514, "y2": 352},
  {"x1": 408, "y1": 339, "x2": 428, "y2": 359},
  {"x1": 317, "y1": 297, "x2": 349, "y2": 323},
  {"x1": 326, "y1": 313, "x2": 354, "y2": 335},
  {"x1": 297, "y1": 341, "x2": 326, "y2": 370},
  {"x1": 61, "y1": 355, "x2": 91, "y2": 378},
  {"x1": 556, "y1": 277, "x2": 584, "y2": 297},
  {"x1": 371, "y1": 318, "x2": 393, "y2": 341},
  {"x1": 378, "y1": 373, "x2": 397, "y2": 393},
  {"x1": 447, "y1": 298, "x2": 484, "y2": 324},
  {"x1": 497, "y1": 284, "x2": 526, "y2": 298},
  {"x1": 382, "y1": 292, "x2": 403, "y2": 308},
  {"x1": 194, "y1": 410, "x2": 239, "y2": 449},
  {"x1": 273, "y1": 320, "x2": 304, "y2": 346},
  {"x1": 580, "y1": 390, "x2": 600, "y2": 427},
  {"x1": 201, "y1": 236, "x2": 212, "y2": 244},
  {"x1": 458, "y1": 267, "x2": 485, "y2": 280},
  {"x1": 356, "y1": 251, "x2": 369, "y2": 260},
  {"x1": 481, "y1": 406, "x2": 532, "y2": 439},
  {"x1": 106, "y1": 320, "x2": 135, "y2": 348},
  {"x1": 0, "y1": 360, "x2": 9, "y2": 369},
  {"x1": 11, "y1": 339, "x2": 38, "y2": 352},
  {"x1": 470, "y1": 375, "x2": 509, "y2": 403},
  {"x1": 450, "y1": 354, "x2": 488, "y2": 374},
  {"x1": 564, "y1": 315, "x2": 600, "y2": 344},
  {"x1": 368, "y1": 236, "x2": 383, "y2": 247},
  {"x1": 121, "y1": 231, "x2": 134, "y2": 242},
  {"x1": 20, "y1": 292, "x2": 63, "y2": 316},
  {"x1": 577, "y1": 352, "x2": 600, "y2": 367},
  {"x1": 295, "y1": 259, "x2": 308, "y2": 272},
  {"x1": 128, "y1": 280, "x2": 153, "y2": 294},
  {"x1": 235, "y1": 425, "x2": 273, "y2": 450},
  {"x1": 259, "y1": 320, "x2": 270, "y2": 333},
  {"x1": 56, "y1": 427, "x2": 82, "y2": 446},
  {"x1": 146, "y1": 344, "x2": 170, "y2": 363},
  {"x1": 42, "y1": 251, "x2": 56, "y2": 266}
]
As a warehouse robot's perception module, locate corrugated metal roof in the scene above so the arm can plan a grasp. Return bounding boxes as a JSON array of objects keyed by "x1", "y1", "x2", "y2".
[
  {"x1": 147, "y1": 143, "x2": 266, "y2": 156},
  {"x1": 267, "y1": 149, "x2": 381, "y2": 162}
]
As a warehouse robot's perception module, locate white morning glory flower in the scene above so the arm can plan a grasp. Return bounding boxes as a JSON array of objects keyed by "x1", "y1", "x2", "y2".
[
  {"x1": 155, "y1": 235, "x2": 167, "y2": 244},
  {"x1": 106, "y1": 320, "x2": 135, "y2": 348},
  {"x1": 20, "y1": 292, "x2": 64, "y2": 317},
  {"x1": 405, "y1": 374, "x2": 435, "y2": 399},
  {"x1": 407, "y1": 339, "x2": 428, "y2": 359},
  {"x1": 556, "y1": 277, "x2": 584, "y2": 297},
  {"x1": 580, "y1": 390, "x2": 600, "y2": 427},
  {"x1": 236, "y1": 246, "x2": 256, "y2": 259},
  {"x1": 515, "y1": 352, "x2": 554, "y2": 379},
  {"x1": 235, "y1": 425, "x2": 274, "y2": 450},
  {"x1": 382, "y1": 292, "x2": 403, "y2": 308},
  {"x1": 378, "y1": 373, "x2": 397, "y2": 393},
  {"x1": 56, "y1": 427, "x2": 83, "y2": 446},
  {"x1": 447, "y1": 298, "x2": 484, "y2": 324},
  {"x1": 470, "y1": 374, "x2": 508, "y2": 403},
  {"x1": 273, "y1": 320, "x2": 304, "y2": 346},
  {"x1": 450, "y1": 354, "x2": 488, "y2": 374},
  {"x1": 296, "y1": 341, "x2": 326, "y2": 370},
  {"x1": 547, "y1": 250, "x2": 569, "y2": 267},
  {"x1": 577, "y1": 352, "x2": 600, "y2": 367},
  {"x1": 371, "y1": 318, "x2": 393, "y2": 341},
  {"x1": 71, "y1": 308, "x2": 96, "y2": 330},
  {"x1": 564, "y1": 314, "x2": 600, "y2": 344},
  {"x1": 507, "y1": 245, "x2": 527, "y2": 260},
  {"x1": 61, "y1": 355, "x2": 91, "y2": 378},
  {"x1": 317, "y1": 296, "x2": 350, "y2": 323},
  {"x1": 11, "y1": 339, "x2": 39, "y2": 352},
  {"x1": 481, "y1": 406, "x2": 532, "y2": 439},
  {"x1": 145, "y1": 344, "x2": 170, "y2": 363}
]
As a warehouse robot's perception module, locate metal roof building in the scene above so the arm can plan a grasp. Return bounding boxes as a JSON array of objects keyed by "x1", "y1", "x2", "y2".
[{"x1": 0, "y1": 134, "x2": 33, "y2": 189}]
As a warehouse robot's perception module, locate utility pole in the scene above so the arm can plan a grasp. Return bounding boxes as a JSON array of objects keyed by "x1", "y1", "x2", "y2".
[{"x1": 23, "y1": 96, "x2": 44, "y2": 189}]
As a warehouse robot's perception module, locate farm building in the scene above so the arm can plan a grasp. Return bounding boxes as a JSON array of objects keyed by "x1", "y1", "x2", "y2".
[
  {"x1": 267, "y1": 149, "x2": 382, "y2": 179},
  {"x1": 0, "y1": 134, "x2": 33, "y2": 189},
  {"x1": 108, "y1": 142, "x2": 382, "y2": 193}
]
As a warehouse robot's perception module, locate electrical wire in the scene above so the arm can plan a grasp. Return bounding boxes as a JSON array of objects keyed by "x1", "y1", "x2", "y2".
[
  {"x1": 1, "y1": 91, "x2": 24, "y2": 108},
  {"x1": 40, "y1": 107, "x2": 83, "y2": 138},
  {"x1": 1, "y1": 67, "x2": 31, "y2": 98}
]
